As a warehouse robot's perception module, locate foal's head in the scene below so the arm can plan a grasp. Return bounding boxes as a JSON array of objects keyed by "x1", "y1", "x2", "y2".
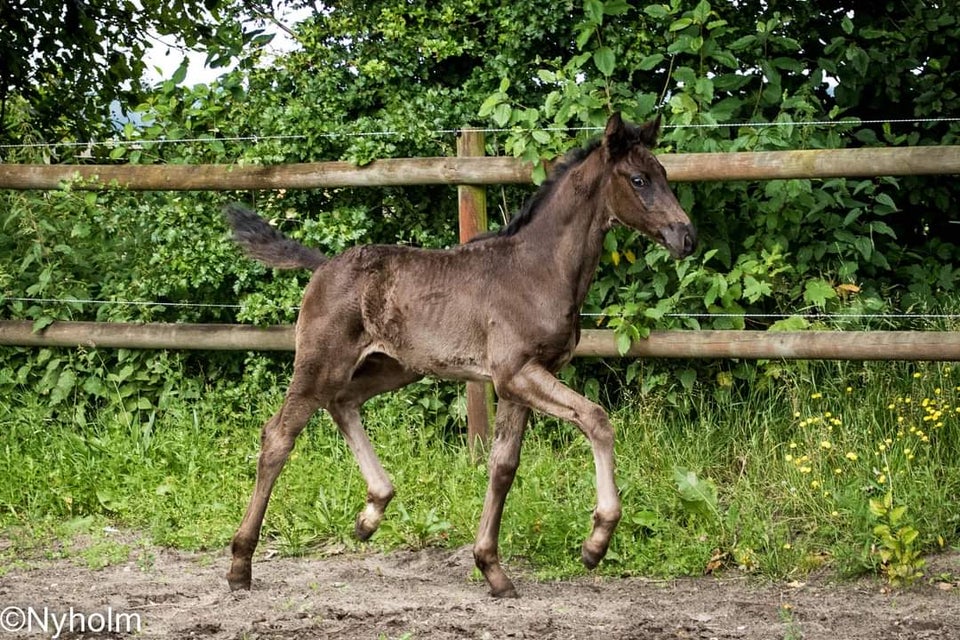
[{"x1": 599, "y1": 113, "x2": 696, "y2": 259}]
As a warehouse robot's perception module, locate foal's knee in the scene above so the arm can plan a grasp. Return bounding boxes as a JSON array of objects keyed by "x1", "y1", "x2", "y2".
[{"x1": 581, "y1": 404, "x2": 614, "y2": 445}]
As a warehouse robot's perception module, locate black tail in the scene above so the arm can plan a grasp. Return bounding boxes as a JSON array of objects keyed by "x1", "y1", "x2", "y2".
[{"x1": 224, "y1": 203, "x2": 327, "y2": 271}]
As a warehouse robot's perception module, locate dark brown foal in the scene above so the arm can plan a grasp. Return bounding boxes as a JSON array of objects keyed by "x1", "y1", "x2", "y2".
[{"x1": 224, "y1": 112, "x2": 696, "y2": 597}]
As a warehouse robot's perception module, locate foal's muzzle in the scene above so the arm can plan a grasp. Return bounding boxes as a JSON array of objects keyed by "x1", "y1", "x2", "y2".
[{"x1": 660, "y1": 222, "x2": 697, "y2": 259}]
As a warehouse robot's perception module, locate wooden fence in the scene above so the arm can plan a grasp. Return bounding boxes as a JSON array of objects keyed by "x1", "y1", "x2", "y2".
[
  {"x1": 4, "y1": 146, "x2": 960, "y2": 189},
  {"x1": 3, "y1": 320, "x2": 960, "y2": 360},
  {"x1": 3, "y1": 140, "x2": 960, "y2": 445}
]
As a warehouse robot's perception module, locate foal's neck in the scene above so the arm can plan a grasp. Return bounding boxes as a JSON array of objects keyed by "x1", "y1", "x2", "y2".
[{"x1": 517, "y1": 153, "x2": 611, "y2": 310}]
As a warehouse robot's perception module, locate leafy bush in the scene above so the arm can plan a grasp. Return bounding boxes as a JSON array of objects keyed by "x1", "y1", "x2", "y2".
[{"x1": 3, "y1": 0, "x2": 960, "y2": 421}]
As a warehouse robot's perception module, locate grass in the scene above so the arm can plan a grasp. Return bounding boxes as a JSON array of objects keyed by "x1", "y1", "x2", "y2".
[{"x1": 1, "y1": 359, "x2": 958, "y2": 585}]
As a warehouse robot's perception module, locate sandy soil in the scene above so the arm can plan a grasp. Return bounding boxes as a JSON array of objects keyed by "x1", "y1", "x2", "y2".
[{"x1": 1, "y1": 536, "x2": 959, "y2": 639}]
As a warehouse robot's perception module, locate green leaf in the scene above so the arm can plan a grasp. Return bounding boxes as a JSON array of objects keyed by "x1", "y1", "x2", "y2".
[
  {"x1": 869, "y1": 221, "x2": 897, "y2": 237},
  {"x1": 537, "y1": 69, "x2": 557, "y2": 83},
  {"x1": 531, "y1": 129, "x2": 551, "y2": 144},
  {"x1": 632, "y1": 510, "x2": 660, "y2": 530},
  {"x1": 638, "y1": 53, "x2": 665, "y2": 71},
  {"x1": 593, "y1": 46, "x2": 616, "y2": 76},
  {"x1": 769, "y1": 316, "x2": 809, "y2": 332},
  {"x1": 583, "y1": 377, "x2": 601, "y2": 401},
  {"x1": 32, "y1": 316, "x2": 55, "y2": 332},
  {"x1": 889, "y1": 505, "x2": 908, "y2": 526},
  {"x1": 576, "y1": 25, "x2": 595, "y2": 51},
  {"x1": 643, "y1": 4, "x2": 669, "y2": 19},
  {"x1": 492, "y1": 103, "x2": 512, "y2": 127},
  {"x1": 584, "y1": 0, "x2": 605, "y2": 24},
  {"x1": 669, "y1": 17, "x2": 693, "y2": 31},
  {"x1": 692, "y1": 0, "x2": 711, "y2": 24},
  {"x1": 710, "y1": 50, "x2": 738, "y2": 69},
  {"x1": 603, "y1": 0, "x2": 632, "y2": 15},
  {"x1": 616, "y1": 330, "x2": 632, "y2": 355},
  {"x1": 50, "y1": 369, "x2": 76, "y2": 405},
  {"x1": 729, "y1": 35, "x2": 757, "y2": 50},
  {"x1": 875, "y1": 193, "x2": 898, "y2": 212},
  {"x1": 900, "y1": 526, "x2": 920, "y2": 546},
  {"x1": 478, "y1": 93, "x2": 504, "y2": 117},
  {"x1": 172, "y1": 59, "x2": 188, "y2": 85},
  {"x1": 531, "y1": 162, "x2": 548, "y2": 185},
  {"x1": 803, "y1": 279, "x2": 837, "y2": 307},
  {"x1": 673, "y1": 467, "x2": 719, "y2": 520}
]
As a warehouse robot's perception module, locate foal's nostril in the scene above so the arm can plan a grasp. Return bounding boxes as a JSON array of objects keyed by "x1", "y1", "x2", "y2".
[
  {"x1": 682, "y1": 224, "x2": 697, "y2": 255},
  {"x1": 662, "y1": 222, "x2": 697, "y2": 259}
]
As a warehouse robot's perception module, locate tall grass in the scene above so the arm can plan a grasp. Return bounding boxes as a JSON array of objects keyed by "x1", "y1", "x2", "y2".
[{"x1": 1, "y1": 360, "x2": 958, "y2": 583}]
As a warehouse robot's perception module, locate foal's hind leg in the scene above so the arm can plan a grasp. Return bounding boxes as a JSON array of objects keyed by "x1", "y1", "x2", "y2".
[
  {"x1": 473, "y1": 400, "x2": 529, "y2": 598},
  {"x1": 226, "y1": 379, "x2": 323, "y2": 591},
  {"x1": 331, "y1": 354, "x2": 421, "y2": 541}
]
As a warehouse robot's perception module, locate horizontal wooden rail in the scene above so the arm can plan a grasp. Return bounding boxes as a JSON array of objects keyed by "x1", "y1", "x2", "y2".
[
  {"x1": 3, "y1": 321, "x2": 960, "y2": 360},
  {"x1": 577, "y1": 329, "x2": 960, "y2": 360},
  {"x1": 0, "y1": 321, "x2": 295, "y2": 351},
  {"x1": 2, "y1": 146, "x2": 959, "y2": 191}
]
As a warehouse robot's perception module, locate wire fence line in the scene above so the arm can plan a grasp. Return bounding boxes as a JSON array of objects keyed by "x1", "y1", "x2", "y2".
[
  {"x1": 4, "y1": 118, "x2": 959, "y2": 332},
  {"x1": 2, "y1": 116, "x2": 959, "y2": 152},
  {"x1": 6, "y1": 296, "x2": 960, "y2": 324}
]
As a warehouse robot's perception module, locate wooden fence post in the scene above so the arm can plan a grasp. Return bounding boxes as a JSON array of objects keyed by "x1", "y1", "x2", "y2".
[{"x1": 457, "y1": 128, "x2": 493, "y2": 455}]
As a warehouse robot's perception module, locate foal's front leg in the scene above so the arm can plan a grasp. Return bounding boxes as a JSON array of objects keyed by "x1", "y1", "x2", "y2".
[
  {"x1": 498, "y1": 364, "x2": 622, "y2": 571},
  {"x1": 473, "y1": 400, "x2": 529, "y2": 598},
  {"x1": 328, "y1": 402, "x2": 395, "y2": 540}
]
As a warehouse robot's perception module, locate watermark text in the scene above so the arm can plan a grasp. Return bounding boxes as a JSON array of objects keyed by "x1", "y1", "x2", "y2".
[{"x1": 0, "y1": 606, "x2": 141, "y2": 638}]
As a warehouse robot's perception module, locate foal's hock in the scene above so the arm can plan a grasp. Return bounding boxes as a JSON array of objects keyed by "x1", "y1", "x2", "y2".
[{"x1": 225, "y1": 113, "x2": 696, "y2": 598}]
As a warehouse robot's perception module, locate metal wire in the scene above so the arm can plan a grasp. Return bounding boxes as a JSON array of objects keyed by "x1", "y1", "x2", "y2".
[
  {"x1": 1, "y1": 116, "x2": 958, "y2": 151},
  {"x1": 6, "y1": 296, "x2": 960, "y2": 322}
]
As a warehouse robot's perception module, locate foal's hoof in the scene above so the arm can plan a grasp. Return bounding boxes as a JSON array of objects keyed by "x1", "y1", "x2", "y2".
[
  {"x1": 354, "y1": 517, "x2": 376, "y2": 542},
  {"x1": 490, "y1": 583, "x2": 519, "y2": 598},
  {"x1": 581, "y1": 541, "x2": 608, "y2": 570},
  {"x1": 226, "y1": 560, "x2": 252, "y2": 591},
  {"x1": 226, "y1": 572, "x2": 252, "y2": 591}
]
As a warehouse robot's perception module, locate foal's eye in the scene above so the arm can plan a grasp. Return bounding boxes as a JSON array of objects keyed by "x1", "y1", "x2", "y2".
[{"x1": 631, "y1": 175, "x2": 647, "y2": 189}]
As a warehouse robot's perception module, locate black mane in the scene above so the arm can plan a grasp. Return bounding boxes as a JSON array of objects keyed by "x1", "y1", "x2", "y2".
[{"x1": 470, "y1": 138, "x2": 602, "y2": 242}]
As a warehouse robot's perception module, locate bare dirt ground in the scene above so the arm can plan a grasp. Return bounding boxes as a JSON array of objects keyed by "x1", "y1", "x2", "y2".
[{"x1": 2, "y1": 534, "x2": 959, "y2": 639}]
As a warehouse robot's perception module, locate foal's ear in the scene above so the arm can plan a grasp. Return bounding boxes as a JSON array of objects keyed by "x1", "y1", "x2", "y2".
[
  {"x1": 603, "y1": 112, "x2": 632, "y2": 160},
  {"x1": 637, "y1": 114, "x2": 662, "y2": 148}
]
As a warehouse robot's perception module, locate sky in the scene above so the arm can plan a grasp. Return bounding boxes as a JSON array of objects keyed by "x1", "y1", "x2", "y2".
[{"x1": 141, "y1": 6, "x2": 312, "y2": 86}]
